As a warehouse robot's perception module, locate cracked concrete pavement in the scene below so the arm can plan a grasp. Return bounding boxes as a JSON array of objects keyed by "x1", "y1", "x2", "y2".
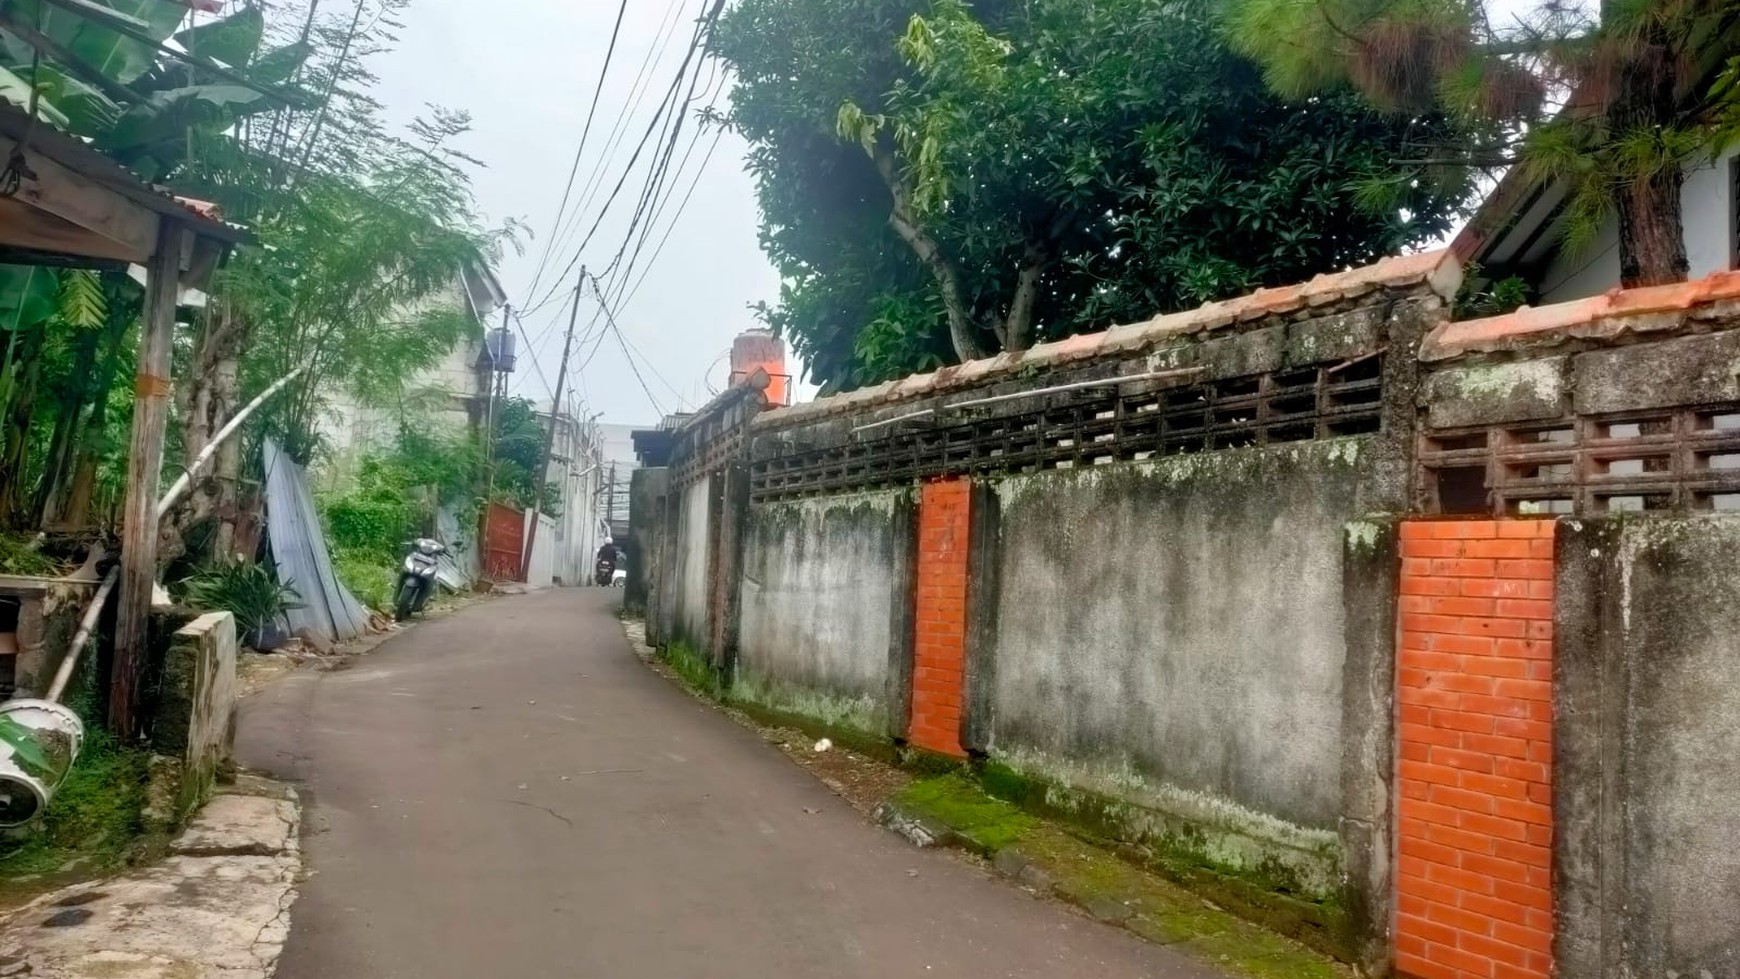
[{"x1": 0, "y1": 786, "x2": 302, "y2": 979}]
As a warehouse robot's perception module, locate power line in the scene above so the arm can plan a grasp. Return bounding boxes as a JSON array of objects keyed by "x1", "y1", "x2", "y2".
[
  {"x1": 586, "y1": 272, "x2": 668, "y2": 418},
  {"x1": 599, "y1": 67, "x2": 727, "y2": 307},
  {"x1": 522, "y1": 0, "x2": 633, "y2": 304},
  {"x1": 545, "y1": 0, "x2": 692, "y2": 268},
  {"x1": 607, "y1": 123, "x2": 726, "y2": 315},
  {"x1": 522, "y1": 0, "x2": 726, "y2": 317}
]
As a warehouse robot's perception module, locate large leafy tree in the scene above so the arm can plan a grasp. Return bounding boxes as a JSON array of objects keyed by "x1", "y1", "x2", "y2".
[
  {"x1": 714, "y1": 0, "x2": 1475, "y2": 387},
  {"x1": 1224, "y1": 0, "x2": 1740, "y2": 289}
]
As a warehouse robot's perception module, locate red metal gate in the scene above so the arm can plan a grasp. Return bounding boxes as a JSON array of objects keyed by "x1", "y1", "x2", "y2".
[{"x1": 481, "y1": 502, "x2": 525, "y2": 582}]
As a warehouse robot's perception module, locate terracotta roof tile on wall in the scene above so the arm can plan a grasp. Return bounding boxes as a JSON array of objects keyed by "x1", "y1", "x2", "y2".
[
  {"x1": 1420, "y1": 270, "x2": 1740, "y2": 362},
  {"x1": 757, "y1": 248, "x2": 1462, "y2": 430}
]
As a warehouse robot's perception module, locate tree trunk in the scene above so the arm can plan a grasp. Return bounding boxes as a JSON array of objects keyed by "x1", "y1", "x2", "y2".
[
  {"x1": 33, "y1": 326, "x2": 103, "y2": 527},
  {"x1": 1611, "y1": 33, "x2": 1688, "y2": 288},
  {"x1": 162, "y1": 302, "x2": 244, "y2": 569},
  {"x1": 0, "y1": 326, "x2": 45, "y2": 529},
  {"x1": 865, "y1": 137, "x2": 990, "y2": 363},
  {"x1": 61, "y1": 313, "x2": 131, "y2": 531},
  {"x1": 1616, "y1": 169, "x2": 1687, "y2": 287},
  {"x1": 1000, "y1": 243, "x2": 1049, "y2": 353}
]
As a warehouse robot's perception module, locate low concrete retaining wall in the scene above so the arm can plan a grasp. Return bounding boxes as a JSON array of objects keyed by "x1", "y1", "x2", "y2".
[{"x1": 149, "y1": 611, "x2": 239, "y2": 824}]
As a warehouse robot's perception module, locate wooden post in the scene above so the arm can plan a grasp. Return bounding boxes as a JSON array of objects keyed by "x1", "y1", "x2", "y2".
[{"x1": 110, "y1": 219, "x2": 185, "y2": 737}]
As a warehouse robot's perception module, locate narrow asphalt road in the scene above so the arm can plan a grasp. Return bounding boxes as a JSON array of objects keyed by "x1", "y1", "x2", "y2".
[{"x1": 236, "y1": 588, "x2": 1221, "y2": 979}]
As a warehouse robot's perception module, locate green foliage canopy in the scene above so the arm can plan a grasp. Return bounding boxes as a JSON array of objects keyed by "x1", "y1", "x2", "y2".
[{"x1": 714, "y1": 0, "x2": 1476, "y2": 388}]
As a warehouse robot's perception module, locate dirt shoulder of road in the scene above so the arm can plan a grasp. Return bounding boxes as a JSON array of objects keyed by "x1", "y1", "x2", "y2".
[
  {"x1": 238, "y1": 587, "x2": 498, "y2": 697},
  {"x1": 618, "y1": 618, "x2": 1349, "y2": 979}
]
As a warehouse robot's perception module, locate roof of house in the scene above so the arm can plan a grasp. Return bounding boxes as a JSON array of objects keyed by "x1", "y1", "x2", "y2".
[
  {"x1": 756, "y1": 249, "x2": 1464, "y2": 430},
  {"x1": 0, "y1": 100, "x2": 247, "y2": 245},
  {"x1": 1421, "y1": 268, "x2": 1740, "y2": 361}
]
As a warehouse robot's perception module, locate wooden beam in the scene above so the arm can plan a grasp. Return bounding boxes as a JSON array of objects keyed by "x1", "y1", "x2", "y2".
[
  {"x1": 0, "y1": 135, "x2": 158, "y2": 263},
  {"x1": 0, "y1": 197, "x2": 140, "y2": 264},
  {"x1": 110, "y1": 219, "x2": 185, "y2": 738}
]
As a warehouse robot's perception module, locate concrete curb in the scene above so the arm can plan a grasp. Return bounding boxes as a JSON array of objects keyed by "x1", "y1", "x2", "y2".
[{"x1": 0, "y1": 776, "x2": 304, "y2": 979}]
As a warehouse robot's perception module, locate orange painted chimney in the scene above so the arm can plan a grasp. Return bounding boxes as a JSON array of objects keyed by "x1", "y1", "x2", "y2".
[{"x1": 729, "y1": 329, "x2": 788, "y2": 406}]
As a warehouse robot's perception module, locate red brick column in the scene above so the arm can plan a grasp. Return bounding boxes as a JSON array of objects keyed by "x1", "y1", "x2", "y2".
[
  {"x1": 910, "y1": 477, "x2": 970, "y2": 757},
  {"x1": 1396, "y1": 520, "x2": 1556, "y2": 979}
]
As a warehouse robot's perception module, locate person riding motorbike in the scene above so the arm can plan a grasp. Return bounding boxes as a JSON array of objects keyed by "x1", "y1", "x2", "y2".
[{"x1": 594, "y1": 540, "x2": 617, "y2": 587}]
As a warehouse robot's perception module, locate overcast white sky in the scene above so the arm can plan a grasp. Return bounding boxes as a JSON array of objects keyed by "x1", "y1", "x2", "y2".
[{"x1": 368, "y1": 0, "x2": 783, "y2": 430}]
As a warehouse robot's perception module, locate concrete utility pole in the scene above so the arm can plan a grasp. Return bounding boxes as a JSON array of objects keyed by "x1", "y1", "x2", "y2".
[
  {"x1": 483, "y1": 303, "x2": 511, "y2": 502},
  {"x1": 519, "y1": 270, "x2": 584, "y2": 583},
  {"x1": 605, "y1": 461, "x2": 617, "y2": 531}
]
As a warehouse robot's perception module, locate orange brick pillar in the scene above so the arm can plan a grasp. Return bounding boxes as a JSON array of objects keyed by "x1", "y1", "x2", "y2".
[
  {"x1": 910, "y1": 477, "x2": 970, "y2": 757},
  {"x1": 1396, "y1": 520, "x2": 1556, "y2": 979}
]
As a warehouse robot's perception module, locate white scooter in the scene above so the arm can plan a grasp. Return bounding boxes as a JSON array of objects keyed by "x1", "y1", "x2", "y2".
[{"x1": 394, "y1": 538, "x2": 447, "y2": 622}]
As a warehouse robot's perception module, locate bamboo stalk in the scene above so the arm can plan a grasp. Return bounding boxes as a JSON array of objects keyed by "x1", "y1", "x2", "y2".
[
  {"x1": 45, "y1": 566, "x2": 117, "y2": 703},
  {"x1": 157, "y1": 366, "x2": 305, "y2": 520}
]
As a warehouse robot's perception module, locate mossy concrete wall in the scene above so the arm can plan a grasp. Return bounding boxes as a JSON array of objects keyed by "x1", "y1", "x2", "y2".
[
  {"x1": 1, "y1": 577, "x2": 97, "y2": 698},
  {"x1": 668, "y1": 478, "x2": 713, "y2": 652},
  {"x1": 1555, "y1": 515, "x2": 1740, "y2": 979},
  {"x1": 736, "y1": 490, "x2": 910, "y2": 737},
  {"x1": 625, "y1": 467, "x2": 668, "y2": 616},
  {"x1": 982, "y1": 439, "x2": 1379, "y2": 898},
  {"x1": 149, "y1": 611, "x2": 238, "y2": 824}
]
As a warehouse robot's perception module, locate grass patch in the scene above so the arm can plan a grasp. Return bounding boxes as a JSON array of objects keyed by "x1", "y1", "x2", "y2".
[
  {"x1": 0, "y1": 532, "x2": 62, "y2": 577},
  {"x1": 659, "y1": 640, "x2": 719, "y2": 696},
  {"x1": 0, "y1": 729, "x2": 151, "y2": 886},
  {"x1": 896, "y1": 775, "x2": 1037, "y2": 851},
  {"x1": 892, "y1": 774, "x2": 1348, "y2": 979},
  {"x1": 332, "y1": 546, "x2": 396, "y2": 613}
]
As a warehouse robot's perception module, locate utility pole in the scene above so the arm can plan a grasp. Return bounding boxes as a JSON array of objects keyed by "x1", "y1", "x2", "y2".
[
  {"x1": 483, "y1": 303, "x2": 510, "y2": 502},
  {"x1": 605, "y1": 461, "x2": 617, "y2": 534},
  {"x1": 519, "y1": 270, "x2": 584, "y2": 583}
]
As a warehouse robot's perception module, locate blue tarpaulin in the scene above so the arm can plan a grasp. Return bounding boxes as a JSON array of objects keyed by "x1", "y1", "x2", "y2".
[{"x1": 263, "y1": 438, "x2": 371, "y2": 645}]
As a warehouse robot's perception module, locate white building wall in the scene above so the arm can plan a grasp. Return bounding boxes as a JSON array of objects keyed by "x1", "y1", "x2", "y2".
[
  {"x1": 316, "y1": 277, "x2": 491, "y2": 491},
  {"x1": 1541, "y1": 146, "x2": 1738, "y2": 304}
]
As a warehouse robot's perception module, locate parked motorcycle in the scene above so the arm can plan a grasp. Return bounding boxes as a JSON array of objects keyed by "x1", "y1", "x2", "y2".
[{"x1": 395, "y1": 538, "x2": 447, "y2": 622}]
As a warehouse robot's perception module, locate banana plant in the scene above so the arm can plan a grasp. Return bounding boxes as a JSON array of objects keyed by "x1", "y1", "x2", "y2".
[{"x1": 0, "y1": 2, "x2": 304, "y2": 178}]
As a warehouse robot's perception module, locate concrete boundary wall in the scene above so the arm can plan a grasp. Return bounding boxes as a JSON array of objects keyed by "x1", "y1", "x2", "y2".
[
  {"x1": 1555, "y1": 516, "x2": 1740, "y2": 979},
  {"x1": 736, "y1": 489, "x2": 910, "y2": 736},
  {"x1": 983, "y1": 440, "x2": 1375, "y2": 900},
  {"x1": 631, "y1": 252, "x2": 1740, "y2": 976}
]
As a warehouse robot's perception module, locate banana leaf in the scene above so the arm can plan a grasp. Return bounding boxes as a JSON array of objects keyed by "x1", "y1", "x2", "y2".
[
  {"x1": 21, "y1": 0, "x2": 189, "y2": 86},
  {"x1": 0, "y1": 265, "x2": 60, "y2": 333},
  {"x1": 104, "y1": 80, "x2": 265, "y2": 151},
  {"x1": 172, "y1": 3, "x2": 260, "y2": 69},
  {"x1": 0, "y1": 63, "x2": 70, "y2": 126},
  {"x1": 248, "y1": 39, "x2": 309, "y2": 85}
]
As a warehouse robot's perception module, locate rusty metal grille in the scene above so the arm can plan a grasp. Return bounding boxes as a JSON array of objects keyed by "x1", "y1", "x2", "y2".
[
  {"x1": 751, "y1": 356, "x2": 1384, "y2": 501},
  {"x1": 1419, "y1": 407, "x2": 1740, "y2": 516}
]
